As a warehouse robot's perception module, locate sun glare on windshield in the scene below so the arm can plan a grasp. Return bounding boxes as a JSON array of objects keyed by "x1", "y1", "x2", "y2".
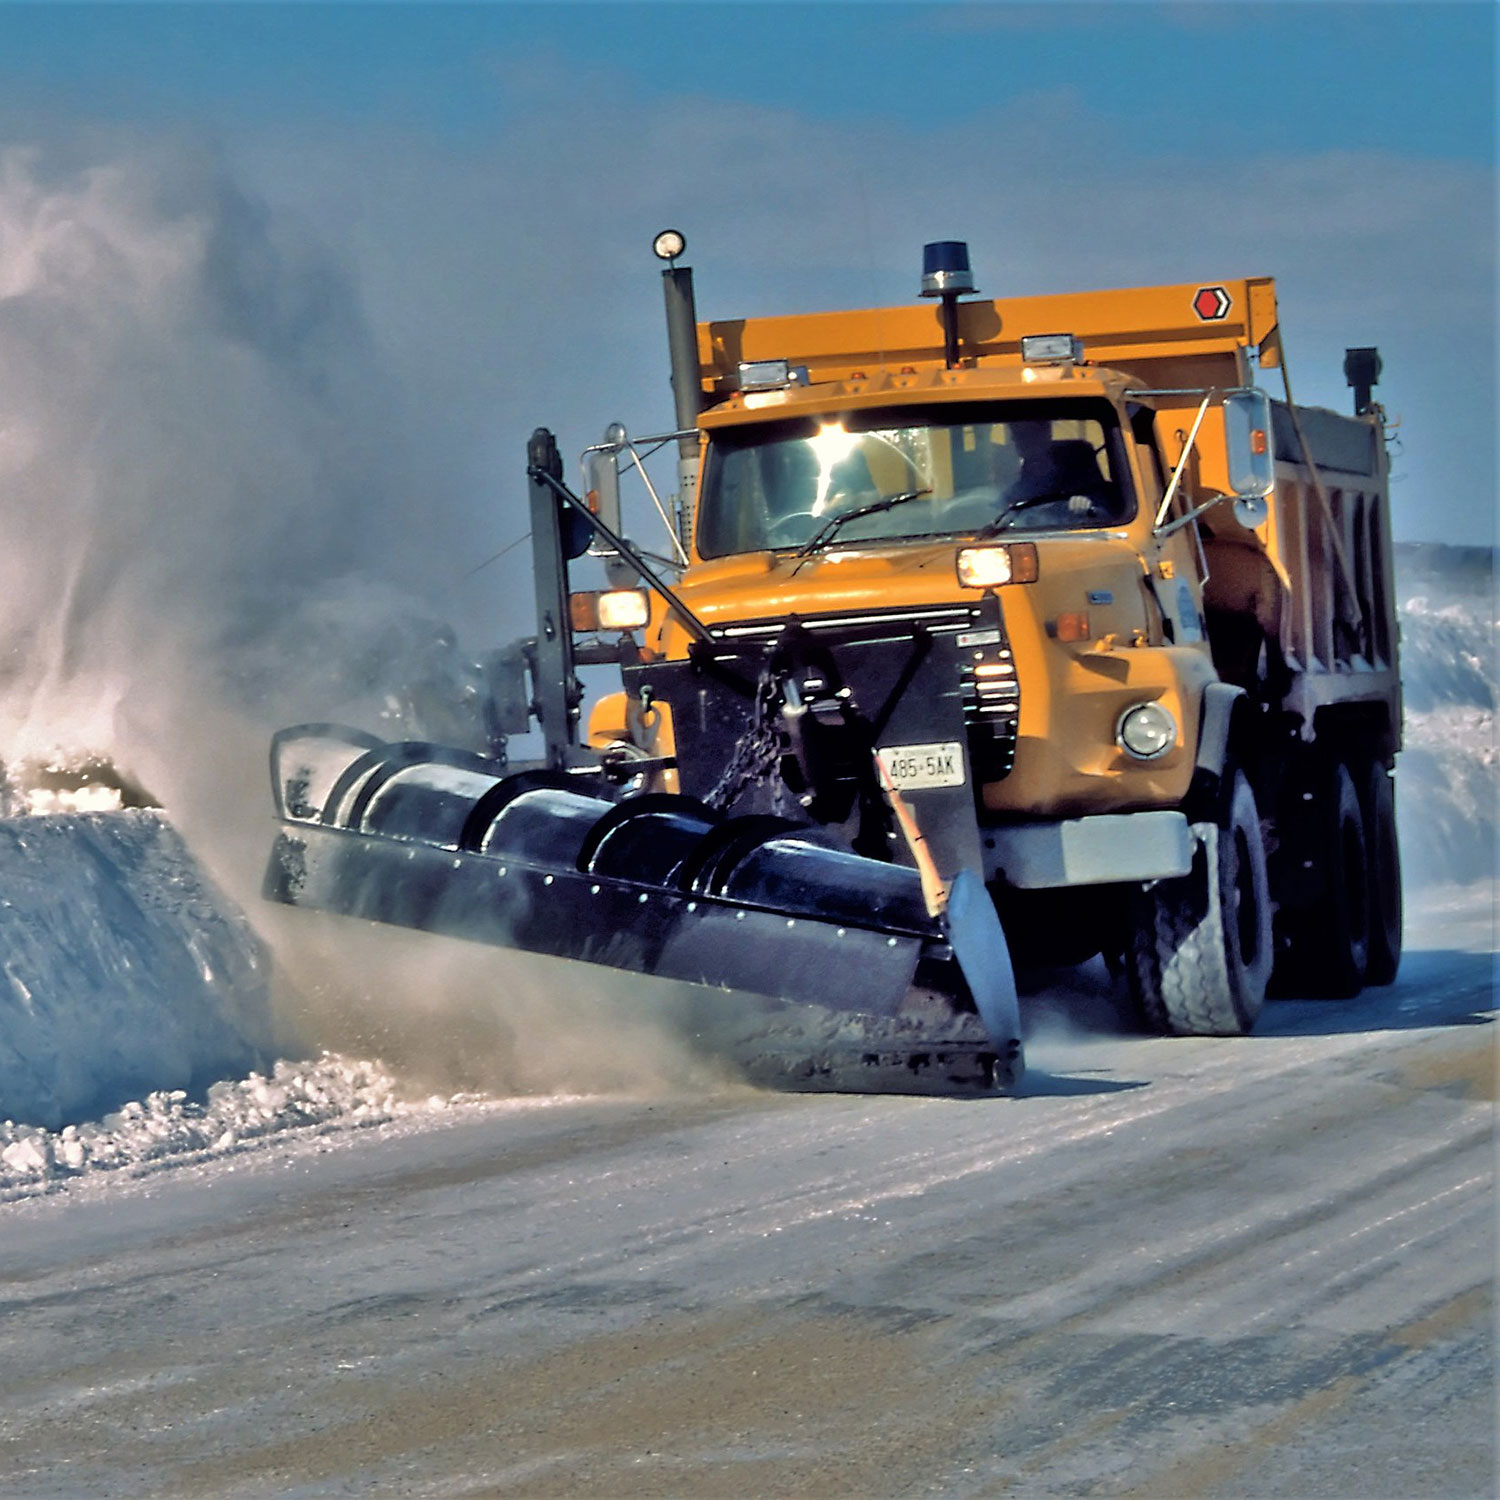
[{"x1": 808, "y1": 421, "x2": 858, "y2": 513}]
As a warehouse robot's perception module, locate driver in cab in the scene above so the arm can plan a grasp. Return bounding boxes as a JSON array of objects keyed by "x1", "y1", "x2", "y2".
[{"x1": 1000, "y1": 421, "x2": 1122, "y2": 523}]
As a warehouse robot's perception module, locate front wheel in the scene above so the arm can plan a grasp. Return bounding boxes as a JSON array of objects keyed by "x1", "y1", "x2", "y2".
[{"x1": 1127, "y1": 771, "x2": 1273, "y2": 1036}]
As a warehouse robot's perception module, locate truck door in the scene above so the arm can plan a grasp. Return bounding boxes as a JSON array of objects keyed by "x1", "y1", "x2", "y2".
[{"x1": 1134, "y1": 405, "x2": 1209, "y2": 649}]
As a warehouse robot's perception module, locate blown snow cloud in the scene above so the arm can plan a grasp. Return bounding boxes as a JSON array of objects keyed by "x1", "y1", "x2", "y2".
[{"x1": 0, "y1": 146, "x2": 440, "y2": 773}]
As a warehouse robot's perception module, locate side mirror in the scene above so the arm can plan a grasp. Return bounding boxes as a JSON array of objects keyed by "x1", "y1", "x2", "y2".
[
  {"x1": 582, "y1": 426, "x2": 625, "y2": 540},
  {"x1": 1223, "y1": 389, "x2": 1274, "y2": 503},
  {"x1": 584, "y1": 425, "x2": 642, "y2": 585},
  {"x1": 559, "y1": 501, "x2": 594, "y2": 561}
]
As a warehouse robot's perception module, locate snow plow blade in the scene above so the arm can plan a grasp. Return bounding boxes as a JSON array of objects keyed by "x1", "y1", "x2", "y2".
[{"x1": 263, "y1": 726, "x2": 1022, "y2": 1091}]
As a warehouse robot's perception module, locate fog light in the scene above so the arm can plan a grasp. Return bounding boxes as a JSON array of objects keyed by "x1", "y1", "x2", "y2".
[{"x1": 1117, "y1": 702, "x2": 1176, "y2": 760}]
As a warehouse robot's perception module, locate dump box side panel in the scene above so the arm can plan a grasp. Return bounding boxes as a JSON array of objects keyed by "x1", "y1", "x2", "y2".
[{"x1": 1186, "y1": 392, "x2": 1399, "y2": 747}]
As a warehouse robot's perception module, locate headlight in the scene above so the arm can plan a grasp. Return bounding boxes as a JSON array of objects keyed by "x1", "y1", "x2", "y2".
[
  {"x1": 597, "y1": 589, "x2": 651, "y2": 631},
  {"x1": 570, "y1": 589, "x2": 651, "y2": 633},
  {"x1": 1117, "y1": 703, "x2": 1177, "y2": 760},
  {"x1": 956, "y1": 543, "x2": 1038, "y2": 589}
]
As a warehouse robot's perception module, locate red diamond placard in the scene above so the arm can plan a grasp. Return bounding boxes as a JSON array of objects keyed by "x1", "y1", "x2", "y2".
[{"x1": 1193, "y1": 285, "x2": 1232, "y2": 322}]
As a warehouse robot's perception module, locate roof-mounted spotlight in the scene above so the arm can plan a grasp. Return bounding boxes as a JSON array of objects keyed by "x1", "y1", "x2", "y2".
[
  {"x1": 1021, "y1": 333, "x2": 1085, "y2": 365},
  {"x1": 919, "y1": 240, "x2": 978, "y2": 371},
  {"x1": 652, "y1": 228, "x2": 686, "y2": 265}
]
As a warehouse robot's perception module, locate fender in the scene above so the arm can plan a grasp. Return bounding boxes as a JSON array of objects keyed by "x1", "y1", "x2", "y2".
[{"x1": 1194, "y1": 681, "x2": 1247, "y2": 777}]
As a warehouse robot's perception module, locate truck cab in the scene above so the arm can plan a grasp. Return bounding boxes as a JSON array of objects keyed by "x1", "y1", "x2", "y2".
[{"x1": 655, "y1": 361, "x2": 1217, "y2": 825}]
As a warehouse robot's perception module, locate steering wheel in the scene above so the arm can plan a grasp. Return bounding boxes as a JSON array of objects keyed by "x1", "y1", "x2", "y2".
[{"x1": 987, "y1": 491, "x2": 1063, "y2": 532}]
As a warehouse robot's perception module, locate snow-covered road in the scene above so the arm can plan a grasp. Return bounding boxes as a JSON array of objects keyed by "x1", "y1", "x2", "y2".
[{"x1": 0, "y1": 889, "x2": 1490, "y2": 1499}]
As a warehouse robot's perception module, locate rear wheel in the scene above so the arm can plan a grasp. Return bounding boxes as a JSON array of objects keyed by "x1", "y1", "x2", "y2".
[
  {"x1": 1275, "y1": 761, "x2": 1370, "y2": 998},
  {"x1": 1127, "y1": 770, "x2": 1272, "y2": 1036},
  {"x1": 1359, "y1": 759, "x2": 1402, "y2": 986}
]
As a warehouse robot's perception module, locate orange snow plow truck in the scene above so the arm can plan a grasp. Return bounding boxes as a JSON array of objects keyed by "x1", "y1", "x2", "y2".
[{"x1": 265, "y1": 237, "x2": 1402, "y2": 1092}]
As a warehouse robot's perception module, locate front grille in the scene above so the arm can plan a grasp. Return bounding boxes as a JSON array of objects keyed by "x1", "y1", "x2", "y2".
[
  {"x1": 701, "y1": 600, "x2": 1022, "y2": 783},
  {"x1": 958, "y1": 634, "x2": 1020, "y2": 782}
]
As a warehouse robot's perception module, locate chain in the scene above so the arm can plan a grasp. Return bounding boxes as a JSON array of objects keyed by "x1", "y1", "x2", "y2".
[{"x1": 705, "y1": 670, "x2": 794, "y2": 814}]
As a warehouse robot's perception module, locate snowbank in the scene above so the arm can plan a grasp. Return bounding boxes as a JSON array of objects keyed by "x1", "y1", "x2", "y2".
[
  {"x1": 0, "y1": 809, "x2": 273, "y2": 1129},
  {"x1": 1396, "y1": 545, "x2": 1495, "y2": 888},
  {"x1": 0, "y1": 1052, "x2": 490, "y2": 1201}
]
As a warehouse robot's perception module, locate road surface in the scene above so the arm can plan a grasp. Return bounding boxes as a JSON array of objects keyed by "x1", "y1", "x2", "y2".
[{"x1": 0, "y1": 892, "x2": 1493, "y2": 1498}]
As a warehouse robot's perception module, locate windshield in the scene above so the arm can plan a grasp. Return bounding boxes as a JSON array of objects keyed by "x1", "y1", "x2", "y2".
[{"x1": 696, "y1": 400, "x2": 1133, "y2": 559}]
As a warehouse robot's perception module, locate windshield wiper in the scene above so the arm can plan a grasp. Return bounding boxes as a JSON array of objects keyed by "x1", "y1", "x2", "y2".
[
  {"x1": 792, "y1": 489, "x2": 931, "y2": 564},
  {"x1": 974, "y1": 485, "x2": 1081, "y2": 537},
  {"x1": 973, "y1": 494, "x2": 1038, "y2": 538}
]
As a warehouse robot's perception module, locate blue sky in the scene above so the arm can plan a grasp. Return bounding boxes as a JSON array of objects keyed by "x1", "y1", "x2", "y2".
[
  {"x1": 0, "y1": 1, "x2": 1493, "y2": 630},
  {"x1": 3, "y1": 4, "x2": 1494, "y2": 162}
]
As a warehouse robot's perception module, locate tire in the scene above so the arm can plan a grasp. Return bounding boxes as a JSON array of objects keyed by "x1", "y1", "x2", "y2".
[
  {"x1": 1127, "y1": 770, "x2": 1272, "y2": 1036},
  {"x1": 1276, "y1": 761, "x2": 1370, "y2": 998},
  {"x1": 1359, "y1": 759, "x2": 1403, "y2": 986}
]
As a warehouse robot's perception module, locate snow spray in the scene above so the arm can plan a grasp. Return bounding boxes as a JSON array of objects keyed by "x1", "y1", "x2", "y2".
[{"x1": 0, "y1": 143, "x2": 726, "y2": 1103}]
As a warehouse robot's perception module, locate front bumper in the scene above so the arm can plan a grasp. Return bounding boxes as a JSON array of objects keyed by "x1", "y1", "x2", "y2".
[{"x1": 984, "y1": 810, "x2": 1193, "y2": 889}]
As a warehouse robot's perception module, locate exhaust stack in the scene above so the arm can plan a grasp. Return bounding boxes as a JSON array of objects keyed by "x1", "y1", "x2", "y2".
[{"x1": 654, "y1": 229, "x2": 703, "y2": 516}]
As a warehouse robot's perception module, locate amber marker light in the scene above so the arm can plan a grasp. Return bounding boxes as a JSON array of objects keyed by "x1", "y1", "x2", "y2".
[
  {"x1": 1052, "y1": 611, "x2": 1092, "y2": 643},
  {"x1": 1008, "y1": 543, "x2": 1039, "y2": 582},
  {"x1": 569, "y1": 593, "x2": 600, "y2": 632}
]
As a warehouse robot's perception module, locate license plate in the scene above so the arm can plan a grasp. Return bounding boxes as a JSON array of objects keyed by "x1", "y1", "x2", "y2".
[{"x1": 877, "y1": 741, "x2": 966, "y2": 790}]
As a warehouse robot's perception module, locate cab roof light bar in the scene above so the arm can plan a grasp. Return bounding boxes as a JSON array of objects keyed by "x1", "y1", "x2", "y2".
[{"x1": 735, "y1": 359, "x2": 809, "y2": 392}]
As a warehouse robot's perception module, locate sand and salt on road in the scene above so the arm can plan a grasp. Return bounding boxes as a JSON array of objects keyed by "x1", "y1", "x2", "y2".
[{"x1": 0, "y1": 887, "x2": 1492, "y2": 1498}]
